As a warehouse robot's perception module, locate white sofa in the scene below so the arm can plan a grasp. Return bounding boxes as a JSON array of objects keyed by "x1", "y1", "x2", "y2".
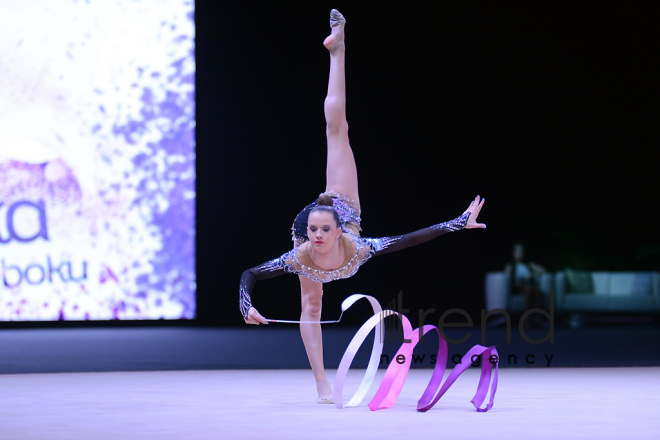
[
  {"x1": 485, "y1": 271, "x2": 660, "y2": 313},
  {"x1": 554, "y1": 271, "x2": 660, "y2": 312}
]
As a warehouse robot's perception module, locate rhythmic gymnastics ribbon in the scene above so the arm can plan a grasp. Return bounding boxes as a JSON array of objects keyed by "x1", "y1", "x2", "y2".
[{"x1": 265, "y1": 293, "x2": 498, "y2": 412}]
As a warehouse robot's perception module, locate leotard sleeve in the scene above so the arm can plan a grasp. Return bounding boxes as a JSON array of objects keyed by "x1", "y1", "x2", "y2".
[
  {"x1": 363, "y1": 211, "x2": 471, "y2": 256},
  {"x1": 239, "y1": 255, "x2": 290, "y2": 320}
]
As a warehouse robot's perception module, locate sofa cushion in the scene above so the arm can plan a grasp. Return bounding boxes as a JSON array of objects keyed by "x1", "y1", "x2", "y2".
[
  {"x1": 631, "y1": 273, "x2": 653, "y2": 296},
  {"x1": 564, "y1": 269, "x2": 594, "y2": 294},
  {"x1": 610, "y1": 273, "x2": 652, "y2": 296},
  {"x1": 591, "y1": 272, "x2": 611, "y2": 296}
]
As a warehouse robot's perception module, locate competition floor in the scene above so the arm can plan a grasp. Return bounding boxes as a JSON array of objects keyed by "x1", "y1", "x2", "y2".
[
  {"x1": 1, "y1": 326, "x2": 659, "y2": 439},
  {"x1": 0, "y1": 367, "x2": 658, "y2": 439}
]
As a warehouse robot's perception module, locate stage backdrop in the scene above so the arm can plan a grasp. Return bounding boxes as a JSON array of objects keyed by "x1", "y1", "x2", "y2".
[{"x1": 0, "y1": 0, "x2": 195, "y2": 320}]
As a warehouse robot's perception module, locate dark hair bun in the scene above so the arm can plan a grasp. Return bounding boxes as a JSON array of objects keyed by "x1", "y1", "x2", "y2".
[{"x1": 316, "y1": 194, "x2": 334, "y2": 206}]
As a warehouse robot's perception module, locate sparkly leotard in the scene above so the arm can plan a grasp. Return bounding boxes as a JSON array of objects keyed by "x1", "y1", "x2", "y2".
[{"x1": 239, "y1": 191, "x2": 471, "y2": 319}]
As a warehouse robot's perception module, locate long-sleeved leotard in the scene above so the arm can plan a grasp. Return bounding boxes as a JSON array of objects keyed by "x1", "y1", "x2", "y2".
[{"x1": 239, "y1": 211, "x2": 470, "y2": 319}]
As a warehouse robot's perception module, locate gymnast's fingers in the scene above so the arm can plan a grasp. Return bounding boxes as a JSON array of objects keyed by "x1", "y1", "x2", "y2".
[
  {"x1": 476, "y1": 197, "x2": 485, "y2": 214},
  {"x1": 245, "y1": 308, "x2": 260, "y2": 325},
  {"x1": 250, "y1": 308, "x2": 268, "y2": 325}
]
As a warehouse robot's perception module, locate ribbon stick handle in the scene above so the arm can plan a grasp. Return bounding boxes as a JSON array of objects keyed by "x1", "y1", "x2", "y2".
[
  {"x1": 263, "y1": 293, "x2": 374, "y2": 324},
  {"x1": 264, "y1": 319, "x2": 340, "y2": 324}
]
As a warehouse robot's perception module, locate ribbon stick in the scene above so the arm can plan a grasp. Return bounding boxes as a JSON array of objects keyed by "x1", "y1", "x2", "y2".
[
  {"x1": 264, "y1": 319, "x2": 341, "y2": 324},
  {"x1": 264, "y1": 294, "x2": 367, "y2": 324}
]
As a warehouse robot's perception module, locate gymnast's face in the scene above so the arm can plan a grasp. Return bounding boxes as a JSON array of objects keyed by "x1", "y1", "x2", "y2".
[{"x1": 307, "y1": 211, "x2": 342, "y2": 252}]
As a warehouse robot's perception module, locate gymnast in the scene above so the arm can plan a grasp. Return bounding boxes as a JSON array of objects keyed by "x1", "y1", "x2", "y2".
[{"x1": 239, "y1": 9, "x2": 486, "y2": 404}]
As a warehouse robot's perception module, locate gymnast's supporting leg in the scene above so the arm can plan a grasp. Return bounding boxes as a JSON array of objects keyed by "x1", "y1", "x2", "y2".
[
  {"x1": 297, "y1": 9, "x2": 353, "y2": 404},
  {"x1": 323, "y1": 10, "x2": 360, "y2": 206},
  {"x1": 299, "y1": 275, "x2": 332, "y2": 402}
]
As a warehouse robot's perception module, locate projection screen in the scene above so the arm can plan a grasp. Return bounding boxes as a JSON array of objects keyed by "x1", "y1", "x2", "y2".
[{"x1": 0, "y1": 0, "x2": 195, "y2": 320}]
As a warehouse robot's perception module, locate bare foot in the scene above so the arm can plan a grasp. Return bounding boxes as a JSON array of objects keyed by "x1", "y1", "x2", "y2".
[{"x1": 323, "y1": 9, "x2": 345, "y2": 53}]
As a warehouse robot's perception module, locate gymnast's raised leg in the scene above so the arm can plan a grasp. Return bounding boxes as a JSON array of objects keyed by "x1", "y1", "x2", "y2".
[
  {"x1": 322, "y1": 10, "x2": 359, "y2": 206},
  {"x1": 299, "y1": 9, "x2": 357, "y2": 404}
]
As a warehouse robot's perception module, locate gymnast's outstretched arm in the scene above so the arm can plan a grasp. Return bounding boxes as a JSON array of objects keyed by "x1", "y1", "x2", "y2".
[{"x1": 367, "y1": 196, "x2": 486, "y2": 256}]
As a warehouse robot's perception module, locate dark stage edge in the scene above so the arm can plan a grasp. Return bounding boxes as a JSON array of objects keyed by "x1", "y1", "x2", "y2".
[{"x1": 0, "y1": 325, "x2": 659, "y2": 374}]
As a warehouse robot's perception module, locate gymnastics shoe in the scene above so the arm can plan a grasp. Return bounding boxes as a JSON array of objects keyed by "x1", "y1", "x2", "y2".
[
  {"x1": 316, "y1": 379, "x2": 334, "y2": 404},
  {"x1": 324, "y1": 9, "x2": 346, "y2": 53},
  {"x1": 329, "y1": 9, "x2": 346, "y2": 29}
]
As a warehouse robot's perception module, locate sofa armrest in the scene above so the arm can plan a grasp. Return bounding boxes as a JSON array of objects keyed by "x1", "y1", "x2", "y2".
[
  {"x1": 485, "y1": 272, "x2": 509, "y2": 311},
  {"x1": 653, "y1": 272, "x2": 660, "y2": 311}
]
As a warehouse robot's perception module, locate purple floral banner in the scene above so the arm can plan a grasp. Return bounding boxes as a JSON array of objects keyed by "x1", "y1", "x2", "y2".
[{"x1": 0, "y1": 1, "x2": 195, "y2": 320}]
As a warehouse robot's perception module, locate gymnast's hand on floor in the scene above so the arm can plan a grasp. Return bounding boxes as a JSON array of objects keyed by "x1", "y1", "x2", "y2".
[
  {"x1": 245, "y1": 307, "x2": 268, "y2": 325},
  {"x1": 464, "y1": 195, "x2": 486, "y2": 229}
]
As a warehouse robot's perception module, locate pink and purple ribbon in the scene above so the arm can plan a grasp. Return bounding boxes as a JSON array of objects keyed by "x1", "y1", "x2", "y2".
[{"x1": 333, "y1": 294, "x2": 499, "y2": 412}]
